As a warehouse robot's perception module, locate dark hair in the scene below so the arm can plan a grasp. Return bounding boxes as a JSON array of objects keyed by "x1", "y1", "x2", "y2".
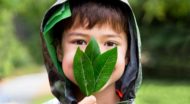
[{"x1": 52, "y1": 1, "x2": 128, "y2": 47}]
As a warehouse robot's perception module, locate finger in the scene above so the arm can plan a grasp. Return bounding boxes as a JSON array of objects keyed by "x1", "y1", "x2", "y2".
[{"x1": 78, "y1": 95, "x2": 96, "y2": 104}]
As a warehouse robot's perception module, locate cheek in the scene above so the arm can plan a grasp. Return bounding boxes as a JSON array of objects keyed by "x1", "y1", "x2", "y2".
[
  {"x1": 110, "y1": 48, "x2": 127, "y2": 83},
  {"x1": 113, "y1": 57, "x2": 126, "y2": 81},
  {"x1": 62, "y1": 51, "x2": 77, "y2": 84}
]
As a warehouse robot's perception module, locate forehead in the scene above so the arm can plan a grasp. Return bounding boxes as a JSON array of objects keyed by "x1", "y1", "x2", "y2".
[
  {"x1": 69, "y1": 16, "x2": 126, "y2": 35},
  {"x1": 64, "y1": 23, "x2": 126, "y2": 41}
]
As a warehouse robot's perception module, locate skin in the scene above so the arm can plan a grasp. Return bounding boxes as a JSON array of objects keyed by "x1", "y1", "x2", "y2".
[{"x1": 57, "y1": 24, "x2": 128, "y2": 104}]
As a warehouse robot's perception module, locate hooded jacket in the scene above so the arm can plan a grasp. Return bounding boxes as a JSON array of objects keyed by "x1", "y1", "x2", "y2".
[{"x1": 40, "y1": 0, "x2": 142, "y2": 104}]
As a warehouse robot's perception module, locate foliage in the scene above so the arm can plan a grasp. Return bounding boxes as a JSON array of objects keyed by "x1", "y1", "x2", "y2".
[
  {"x1": 0, "y1": 5, "x2": 32, "y2": 77},
  {"x1": 0, "y1": 0, "x2": 54, "y2": 77},
  {"x1": 13, "y1": 0, "x2": 55, "y2": 64},
  {"x1": 74, "y1": 47, "x2": 95, "y2": 96},
  {"x1": 74, "y1": 38, "x2": 117, "y2": 96},
  {"x1": 129, "y1": 0, "x2": 190, "y2": 24},
  {"x1": 129, "y1": 0, "x2": 190, "y2": 78}
]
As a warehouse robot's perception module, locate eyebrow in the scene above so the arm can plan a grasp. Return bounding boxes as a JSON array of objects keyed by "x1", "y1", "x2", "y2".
[
  {"x1": 101, "y1": 34, "x2": 122, "y2": 39},
  {"x1": 65, "y1": 32, "x2": 88, "y2": 38},
  {"x1": 103, "y1": 34, "x2": 120, "y2": 37},
  {"x1": 65, "y1": 32, "x2": 122, "y2": 39}
]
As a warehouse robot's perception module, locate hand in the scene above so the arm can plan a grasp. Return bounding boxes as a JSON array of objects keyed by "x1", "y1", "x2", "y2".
[{"x1": 78, "y1": 95, "x2": 97, "y2": 104}]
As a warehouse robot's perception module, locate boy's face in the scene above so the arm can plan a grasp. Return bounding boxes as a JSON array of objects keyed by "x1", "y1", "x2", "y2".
[{"x1": 58, "y1": 24, "x2": 128, "y2": 90}]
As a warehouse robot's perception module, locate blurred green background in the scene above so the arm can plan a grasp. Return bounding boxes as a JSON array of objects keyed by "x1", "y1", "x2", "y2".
[
  {"x1": 0, "y1": 0, "x2": 54, "y2": 77},
  {"x1": 0, "y1": 0, "x2": 190, "y2": 104}
]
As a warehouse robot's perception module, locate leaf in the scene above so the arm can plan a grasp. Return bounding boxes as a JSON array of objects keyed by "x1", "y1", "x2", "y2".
[
  {"x1": 93, "y1": 47, "x2": 117, "y2": 92},
  {"x1": 85, "y1": 37, "x2": 100, "y2": 62},
  {"x1": 73, "y1": 47, "x2": 95, "y2": 96},
  {"x1": 73, "y1": 38, "x2": 118, "y2": 96}
]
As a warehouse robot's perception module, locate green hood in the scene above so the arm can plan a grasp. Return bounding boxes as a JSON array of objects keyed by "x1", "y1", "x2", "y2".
[{"x1": 40, "y1": 0, "x2": 142, "y2": 103}]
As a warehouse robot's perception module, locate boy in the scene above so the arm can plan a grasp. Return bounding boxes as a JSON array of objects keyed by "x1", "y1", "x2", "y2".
[{"x1": 40, "y1": 0, "x2": 142, "y2": 104}]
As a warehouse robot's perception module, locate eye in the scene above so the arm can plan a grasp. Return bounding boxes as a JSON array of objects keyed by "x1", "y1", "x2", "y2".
[
  {"x1": 104, "y1": 41, "x2": 118, "y2": 47},
  {"x1": 72, "y1": 39, "x2": 87, "y2": 45}
]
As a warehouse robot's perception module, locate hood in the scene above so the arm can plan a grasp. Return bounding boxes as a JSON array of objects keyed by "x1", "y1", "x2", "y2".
[{"x1": 40, "y1": 0, "x2": 142, "y2": 104}]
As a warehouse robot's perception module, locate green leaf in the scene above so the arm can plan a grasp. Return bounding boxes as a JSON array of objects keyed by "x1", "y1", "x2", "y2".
[
  {"x1": 73, "y1": 47, "x2": 95, "y2": 96},
  {"x1": 73, "y1": 38, "x2": 118, "y2": 96},
  {"x1": 93, "y1": 47, "x2": 117, "y2": 92},
  {"x1": 85, "y1": 37, "x2": 100, "y2": 62}
]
